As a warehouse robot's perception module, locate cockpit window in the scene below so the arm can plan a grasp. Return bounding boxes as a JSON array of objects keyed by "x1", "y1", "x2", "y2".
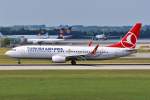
[{"x1": 11, "y1": 49, "x2": 16, "y2": 51}]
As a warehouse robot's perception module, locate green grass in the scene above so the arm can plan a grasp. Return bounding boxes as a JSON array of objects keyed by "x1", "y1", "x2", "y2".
[
  {"x1": 0, "y1": 70, "x2": 150, "y2": 100},
  {"x1": 138, "y1": 49, "x2": 150, "y2": 53}
]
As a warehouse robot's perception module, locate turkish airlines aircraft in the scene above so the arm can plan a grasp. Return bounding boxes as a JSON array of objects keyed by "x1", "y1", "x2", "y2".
[{"x1": 5, "y1": 23, "x2": 142, "y2": 65}]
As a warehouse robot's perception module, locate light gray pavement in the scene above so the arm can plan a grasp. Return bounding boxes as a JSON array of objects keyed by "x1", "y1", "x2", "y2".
[
  {"x1": 123, "y1": 53, "x2": 150, "y2": 58},
  {"x1": 0, "y1": 64, "x2": 149, "y2": 70}
]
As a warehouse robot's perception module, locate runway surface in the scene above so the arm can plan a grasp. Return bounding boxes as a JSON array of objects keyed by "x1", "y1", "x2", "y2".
[{"x1": 0, "y1": 64, "x2": 149, "y2": 70}]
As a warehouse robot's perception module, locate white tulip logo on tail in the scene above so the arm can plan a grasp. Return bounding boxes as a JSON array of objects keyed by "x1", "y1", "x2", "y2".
[{"x1": 121, "y1": 32, "x2": 137, "y2": 48}]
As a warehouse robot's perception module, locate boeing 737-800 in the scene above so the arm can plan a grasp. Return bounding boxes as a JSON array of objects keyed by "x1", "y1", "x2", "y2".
[{"x1": 5, "y1": 23, "x2": 141, "y2": 65}]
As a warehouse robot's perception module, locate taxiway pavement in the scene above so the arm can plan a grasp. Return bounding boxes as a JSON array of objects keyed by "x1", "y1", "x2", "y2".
[{"x1": 0, "y1": 64, "x2": 149, "y2": 70}]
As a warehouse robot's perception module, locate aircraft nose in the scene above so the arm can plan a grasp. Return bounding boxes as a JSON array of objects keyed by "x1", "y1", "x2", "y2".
[
  {"x1": 5, "y1": 51, "x2": 11, "y2": 56},
  {"x1": 5, "y1": 51, "x2": 12, "y2": 56}
]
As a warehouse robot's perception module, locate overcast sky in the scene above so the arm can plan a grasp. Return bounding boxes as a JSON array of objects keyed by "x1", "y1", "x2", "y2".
[{"x1": 0, "y1": 0, "x2": 149, "y2": 26}]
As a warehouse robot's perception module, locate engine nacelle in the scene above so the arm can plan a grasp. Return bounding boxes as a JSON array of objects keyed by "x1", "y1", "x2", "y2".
[{"x1": 52, "y1": 55, "x2": 66, "y2": 63}]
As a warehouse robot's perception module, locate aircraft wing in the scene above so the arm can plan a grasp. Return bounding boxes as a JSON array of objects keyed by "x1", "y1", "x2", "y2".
[{"x1": 53, "y1": 44, "x2": 99, "y2": 61}]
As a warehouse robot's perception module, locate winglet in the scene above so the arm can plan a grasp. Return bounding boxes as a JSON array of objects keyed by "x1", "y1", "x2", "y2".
[
  {"x1": 91, "y1": 44, "x2": 99, "y2": 55},
  {"x1": 88, "y1": 40, "x2": 93, "y2": 47}
]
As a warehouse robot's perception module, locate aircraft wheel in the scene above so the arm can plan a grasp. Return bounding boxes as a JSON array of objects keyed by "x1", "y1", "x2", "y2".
[
  {"x1": 71, "y1": 60, "x2": 76, "y2": 65},
  {"x1": 18, "y1": 59, "x2": 21, "y2": 64}
]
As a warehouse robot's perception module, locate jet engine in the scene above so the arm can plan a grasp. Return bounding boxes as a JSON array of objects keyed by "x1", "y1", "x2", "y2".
[{"x1": 52, "y1": 55, "x2": 66, "y2": 63}]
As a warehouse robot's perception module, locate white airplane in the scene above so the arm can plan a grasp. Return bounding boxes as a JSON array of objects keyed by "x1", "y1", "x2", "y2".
[
  {"x1": 0, "y1": 32, "x2": 65, "y2": 44},
  {"x1": 5, "y1": 23, "x2": 142, "y2": 65},
  {"x1": 27, "y1": 38, "x2": 64, "y2": 44},
  {"x1": 0, "y1": 32, "x2": 49, "y2": 39},
  {"x1": 95, "y1": 33, "x2": 121, "y2": 40},
  {"x1": 95, "y1": 34, "x2": 107, "y2": 40}
]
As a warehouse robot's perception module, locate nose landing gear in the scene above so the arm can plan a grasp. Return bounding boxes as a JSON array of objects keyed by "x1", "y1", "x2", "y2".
[{"x1": 17, "y1": 59, "x2": 21, "y2": 64}]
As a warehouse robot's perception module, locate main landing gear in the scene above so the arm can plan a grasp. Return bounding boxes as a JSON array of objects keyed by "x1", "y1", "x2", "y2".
[
  {"x1": 17, "y1": 59, "x2": 21, "y2": 64},
  {"x1": 71, "y1": 59, "x2": 76, "y2": 65}
]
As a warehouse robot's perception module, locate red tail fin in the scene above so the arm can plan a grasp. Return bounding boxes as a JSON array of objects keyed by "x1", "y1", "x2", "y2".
[{"x1": 108, "y1": 23, "x2": 142, "y2": 48}]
